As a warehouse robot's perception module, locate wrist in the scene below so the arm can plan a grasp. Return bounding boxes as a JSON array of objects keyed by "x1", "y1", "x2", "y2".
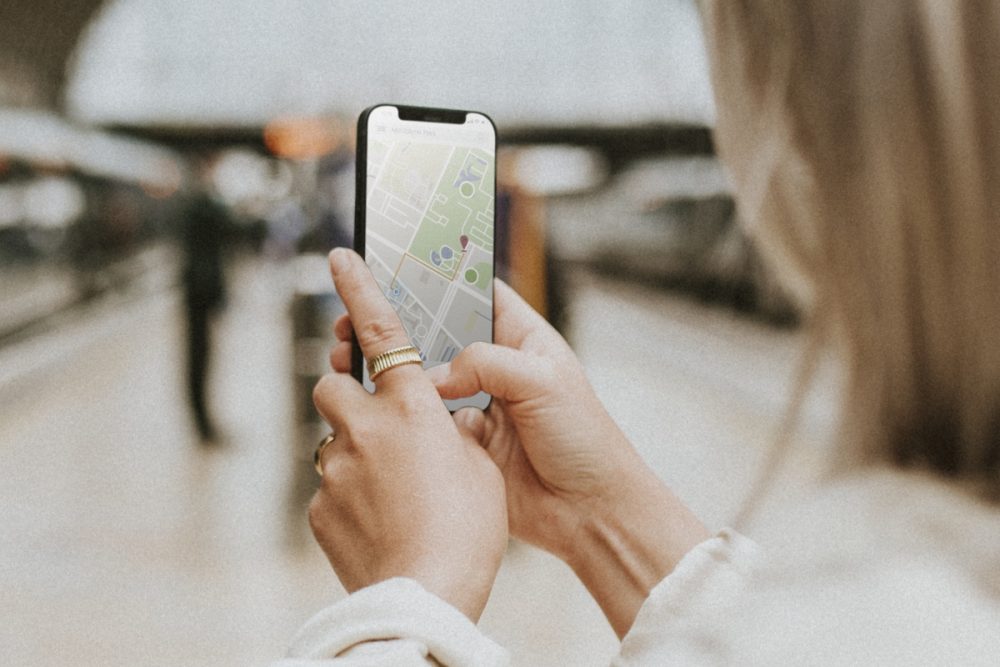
[
  {"x1": 414, "y1": 576, "x2": 491, "y2": 623},
  {"x1": 405, "y1": 542, "x2": 504, "y2": 623},
  {"x1": 565, "y1": 468, "x2": 710, "y2": 638}
]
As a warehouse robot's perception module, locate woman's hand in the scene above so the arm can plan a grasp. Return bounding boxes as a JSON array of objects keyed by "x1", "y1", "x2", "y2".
[
  {"x1": 310, "y1": 248, "x2": 507, "y2": 622},
  {"x1": 331, "y1": 278, "x2": 709, "y2": 637},
  {"x1": 429, "y1": 280, "x2": 647, "y2": 560}
]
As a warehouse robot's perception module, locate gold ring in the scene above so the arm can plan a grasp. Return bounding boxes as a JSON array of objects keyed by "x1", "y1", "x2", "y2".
[
  {"x1": 314, "y1": 432, "x2": 337, "y2": 476},
  {"x1": 367, "y1": 345, "x2": 422, "y2": 381}
]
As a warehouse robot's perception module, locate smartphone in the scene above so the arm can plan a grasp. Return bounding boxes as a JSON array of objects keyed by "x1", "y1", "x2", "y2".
[{"x1": 353, "y1": 104, "x2": 496, "y2": 411}]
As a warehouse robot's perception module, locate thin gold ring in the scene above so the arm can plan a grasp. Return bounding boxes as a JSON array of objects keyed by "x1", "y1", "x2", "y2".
[
  {"x1": 368, "y1": 345, "x2": 422, "y2": 381},
  {"x1": 313, "y1": 432, "x2": 337, "y2": 476}
]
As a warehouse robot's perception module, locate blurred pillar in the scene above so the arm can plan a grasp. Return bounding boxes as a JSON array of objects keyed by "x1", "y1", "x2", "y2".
[
  {"x1": 504, "y1": 184, "x2": 549, "y2": 318},
  {"x1": 498, "y1": 148, "x2": 550, "y2": 320}
]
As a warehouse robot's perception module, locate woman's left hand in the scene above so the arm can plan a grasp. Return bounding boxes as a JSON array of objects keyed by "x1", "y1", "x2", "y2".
[{"x1": 309, "y1": 248, "x2": 508, "y2": 622}]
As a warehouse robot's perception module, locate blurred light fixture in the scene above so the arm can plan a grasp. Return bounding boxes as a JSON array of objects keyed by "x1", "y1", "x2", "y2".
[
  {"x1": 0, "y1": 110, "x2": 183, "y2": 193},
  {"x1": 264, "y1": 116, "x2": 340, "y2": 160},
  {"x1": 511, "y1": 145, "x2": 608, "y2": 197},
  {"x1": 74, "y1": 129, "x2": 182, "y2": 192},
  {"x1": 213, "y1": 150, "x2": 268, "y2": 205},
  {"x1": 0, "y1": 184, "x2": 23, "y2": 228},
  {"x1": 618, "y1": 156, "x2": 732, "y2": 205},
  {"x1": 22, "y1": 177, "x2": 85, "y2": 229},
  {"x1": 0, "y1": 110, "x2": 72, "y2": 169}
]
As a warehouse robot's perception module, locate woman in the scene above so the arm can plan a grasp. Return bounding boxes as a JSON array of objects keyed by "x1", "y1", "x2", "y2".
[{"x1": 278, "y1": 1, "x2": 1000, "y2": 663}]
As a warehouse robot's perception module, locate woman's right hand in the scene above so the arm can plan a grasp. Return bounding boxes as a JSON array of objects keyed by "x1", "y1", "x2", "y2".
[
  {"x1": 428, "y1": 281, "x2": 710, "y2": 638},
  {"x1": 425, "y1": 280, "x2": 647, "y2": 560}
]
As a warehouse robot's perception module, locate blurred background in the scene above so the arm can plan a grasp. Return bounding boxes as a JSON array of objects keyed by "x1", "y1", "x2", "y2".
[{"x1": 0, "y1": 1, "x2": 836, "y2": 665}]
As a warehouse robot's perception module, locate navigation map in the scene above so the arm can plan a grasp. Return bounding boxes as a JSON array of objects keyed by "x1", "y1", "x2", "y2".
[{"x1": 363, "y1": 134, "x2": 494, "y2": 371}]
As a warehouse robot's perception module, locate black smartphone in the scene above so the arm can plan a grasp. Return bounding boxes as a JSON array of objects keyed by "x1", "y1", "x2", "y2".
[{"x1": 353, "y1": 104, "x2": 496, "y2": 411}]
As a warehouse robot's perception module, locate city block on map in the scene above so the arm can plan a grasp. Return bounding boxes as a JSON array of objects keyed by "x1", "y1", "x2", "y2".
[{"x1": 364, "y1": 138, "x2": 494, "y2": 365}]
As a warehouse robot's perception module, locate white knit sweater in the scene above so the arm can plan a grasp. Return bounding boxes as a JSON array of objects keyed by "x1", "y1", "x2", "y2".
[{"x1": 275, "y1": 470, "x2": 1000, "y2": 665}]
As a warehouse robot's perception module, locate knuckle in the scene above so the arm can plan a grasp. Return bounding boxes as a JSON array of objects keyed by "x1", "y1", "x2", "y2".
[
  {"x1": 396, "y1": 389, "x2": 432, "y2": 420},
  {"x1": 452, "y1": 342, "x2": 486, "y2": 374},
  {"x1": 307, "y1": 492, "x2": 325, "y2": 533},
  {"x1": 529, "y1": 356, "x2": 560, "y2": 391},
  {"x1": 460, "y1": 341, "x2": 488, "y2": 364},
  {"x1": 328, "y1": 342, "x2": 350, "y2": 372},
  {"x1": 356, "y1": 317, "x2": 402, "y2": 350},
  {"x1": 464, "y1": 341, "x2": 489, "y2": 356},
  {"x1": 308, "y1": 491, "x2": 342, "y2": 549},
  {"x1": 312, "y1": 374, "x2": 337, "y2": 407},
  {"x1": 315, "y1": 448, "x2": 353, "y2": 494},
  {"x1": 334, "y1": 314, "x2": 353, "y2": 341}
]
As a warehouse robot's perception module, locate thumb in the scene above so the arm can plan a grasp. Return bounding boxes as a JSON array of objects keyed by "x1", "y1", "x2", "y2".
[{"x1": 429, "y1": 342, "x2": 551, "y2": 403}]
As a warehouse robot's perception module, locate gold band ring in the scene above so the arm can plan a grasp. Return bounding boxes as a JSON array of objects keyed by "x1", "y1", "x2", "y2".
[
  {"x1": 367, "y1": 345, "x2": 422, "y2": 381},
  {"x1": 314, "y1": 432, "x2": 337, "y2": 476}
]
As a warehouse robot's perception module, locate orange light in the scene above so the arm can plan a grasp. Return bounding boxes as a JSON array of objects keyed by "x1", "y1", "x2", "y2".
[{"x1": 264, "y1": 116, "x2": 340, "y2": 159}]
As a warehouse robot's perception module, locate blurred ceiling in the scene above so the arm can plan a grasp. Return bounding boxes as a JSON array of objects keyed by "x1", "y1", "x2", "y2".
[
  {"x1": 0, "y1": 0, "x2": 716, "y2": 156},
  {"x1": 0, "y1": 0, "x2": 105, "y2": 108},
  {"x1": 65, "y1": 0, "x2": 715, "y2": 131}
]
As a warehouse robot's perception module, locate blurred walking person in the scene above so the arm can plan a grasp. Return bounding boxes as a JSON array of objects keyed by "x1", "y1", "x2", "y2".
[{"x1": 180, "y1": 158, "x2": 229, "y2": 444}]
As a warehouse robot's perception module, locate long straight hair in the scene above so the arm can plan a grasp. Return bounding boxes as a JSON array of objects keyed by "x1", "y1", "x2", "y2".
[{"x1": 701, "y1": 0, "x2": 1000, "y2": 498}]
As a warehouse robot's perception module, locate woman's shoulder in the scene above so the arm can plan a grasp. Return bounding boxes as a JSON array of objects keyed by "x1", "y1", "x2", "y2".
[{"x1": 732, "y1": 468, "x2": 1000, "y2": 664}]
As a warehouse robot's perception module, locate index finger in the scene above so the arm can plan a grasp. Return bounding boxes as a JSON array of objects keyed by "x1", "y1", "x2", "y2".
[{"x1": 328, "y1": 248, "x2": 421, "y2": 381}]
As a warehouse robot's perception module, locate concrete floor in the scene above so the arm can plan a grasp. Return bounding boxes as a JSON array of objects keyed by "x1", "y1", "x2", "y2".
[{"x1": 0, "y1": 257, "x2": 837, "y2": 666}]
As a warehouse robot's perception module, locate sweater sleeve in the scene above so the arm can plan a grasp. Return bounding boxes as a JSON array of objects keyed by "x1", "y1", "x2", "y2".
[
  {"x1": 273, "y1": 578, "x2": 509, "y2": 666},
  {"x1": 615, "y1": 529, "x2": 760, "y2": 665}
]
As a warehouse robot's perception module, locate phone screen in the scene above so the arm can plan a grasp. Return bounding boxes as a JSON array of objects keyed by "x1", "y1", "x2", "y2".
[{"x1": 355, "y1": 105, "x2": 496, "y2": 410}]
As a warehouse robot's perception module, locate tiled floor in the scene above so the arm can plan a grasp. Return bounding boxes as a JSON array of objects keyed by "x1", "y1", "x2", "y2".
[{"x1": 0, "y1": 258, "x2": 836, "y2": 666}]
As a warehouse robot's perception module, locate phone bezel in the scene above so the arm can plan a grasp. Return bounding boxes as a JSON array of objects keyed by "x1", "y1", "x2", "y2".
[{"x1": 352, "y1": 104, "x2": 497, "y2": 411}]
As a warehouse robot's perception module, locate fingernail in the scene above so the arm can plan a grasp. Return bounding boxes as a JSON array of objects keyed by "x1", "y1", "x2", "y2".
[{"x1": 329, "y1": 248, "x2": 349, "y2": 275}]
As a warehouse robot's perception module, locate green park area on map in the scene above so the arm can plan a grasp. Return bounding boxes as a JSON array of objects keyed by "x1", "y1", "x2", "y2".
[{"x1": 407, "y1": 146, "x2": 494, "y2": 292}]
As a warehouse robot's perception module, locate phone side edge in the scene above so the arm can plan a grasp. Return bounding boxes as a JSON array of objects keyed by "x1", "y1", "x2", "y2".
[
  {"x1": 481, "y1": 111, "x2": 498, "y2": 412},
  {"x1": 351, "y1": 105, "x2": 381, "y2": 383}
]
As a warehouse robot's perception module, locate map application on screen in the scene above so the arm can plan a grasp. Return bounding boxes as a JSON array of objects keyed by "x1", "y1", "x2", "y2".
[{"x1": 360, "y1": 106, "x2": 495, "y2": 410}]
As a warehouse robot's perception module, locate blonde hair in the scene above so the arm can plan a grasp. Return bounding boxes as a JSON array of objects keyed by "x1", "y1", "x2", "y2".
[{"x1": 701, "y1": 1, "x2": 1000, "y2": 493}]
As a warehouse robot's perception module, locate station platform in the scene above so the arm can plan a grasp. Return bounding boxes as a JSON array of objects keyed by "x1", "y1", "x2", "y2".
[{"x1": 0, "y1": 256, "x2": 836, "y2": 665}]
